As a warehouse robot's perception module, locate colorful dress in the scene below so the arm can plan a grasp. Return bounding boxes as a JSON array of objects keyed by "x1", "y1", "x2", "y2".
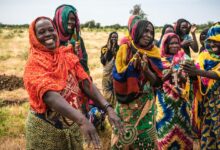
[
  {"x1": 193, "y1": 25, "x2": 220, "y2": 149},
  {"x1": 194, "y1": 52, "x2": 220, "y2": 149},
  {"x1": 112, "y1": 41, "x2": 163, "y2": 150},
  {"x1": 156, "y1": 33, "x2": 194, "y2": 150}
]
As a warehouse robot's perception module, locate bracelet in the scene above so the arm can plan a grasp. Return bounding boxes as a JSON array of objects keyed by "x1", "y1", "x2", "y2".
[{"x1": 103, "y1": 103, "x2": 113, "y2": 112}]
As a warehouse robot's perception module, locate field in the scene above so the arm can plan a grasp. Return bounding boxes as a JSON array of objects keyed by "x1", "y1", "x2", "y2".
[{"x1": 0, "y1": 27, "x2": 199, "y2": 150}]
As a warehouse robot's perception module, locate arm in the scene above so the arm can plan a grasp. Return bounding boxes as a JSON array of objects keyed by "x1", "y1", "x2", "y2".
[
  {"x1": 196, "y1": 69, "x2": 220, "y2": 80},
  {"x1": 43, "y1": 91, "x2": 101, "y2": 148},
  {"x1": 79, "y1": 37, "x2": 90, "y2": 73},
  {"x1": 190, "y1": 24, "x2": 199, "y2": 52},
  {"x1": 144, "y1": 68, "x2": 162, "y2": 87},
  {"x1": 79, "y1": 79, "x2": 124, "y2": 133},
  {"x1": 182, "y1": 62, "x2": 220, "y2": 80}
]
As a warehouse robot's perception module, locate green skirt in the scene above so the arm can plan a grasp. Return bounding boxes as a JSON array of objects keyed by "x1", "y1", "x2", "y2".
[{"x1": 26, "y1": 111, "x2": 83, "y2": 150}]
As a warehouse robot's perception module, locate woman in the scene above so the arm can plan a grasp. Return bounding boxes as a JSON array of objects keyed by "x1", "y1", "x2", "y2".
[
  {"x1": 156, "y1": 33, "x2": 194, "y2": 150},
  {"x1": 24, "y1": 17, "x2": 123, "y2": 150},
  {"x1": 156, "y1": 24, "x2": 174, "y2": 47},
  {"x1": 101, "y1": 32, "x2": 119, "y2": 107},
  {"x1": 53, "y1": 4, "x2": 89, "y2": 74},
  {"x1": 120, "y1": 15, "x2": 142, "y2": 45},
  {"x1": 112, "y1": 20, "x2": 163, "y2": 149},
  {"x1": 199, "y1": 28, "x2": 209, "y2": 53},
  {"x1": 175, "y1": 18, "x2": 199, "y2": 57},
  {"x1": 183, "y1": 24, "x2": 220, "y2": 150}
]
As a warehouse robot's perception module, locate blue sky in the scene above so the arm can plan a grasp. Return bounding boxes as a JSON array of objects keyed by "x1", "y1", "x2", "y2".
[{"x1": 0, "y1": 0, "x2": 219, "y2": 26}]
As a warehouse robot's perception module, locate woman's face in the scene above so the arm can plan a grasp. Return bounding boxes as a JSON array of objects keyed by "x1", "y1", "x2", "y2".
[
  {"x1": 138, "y1": 24, "x2": 154, "y2": 47},
  {"x1": 110, "y1": 33, "x2": 118, "y2": 44},
  {"x1": 168, "y1": 37, "x2": 180, "y2": 55},
  {"x1": 208, "y1": 40, "x2": 220, "y2": 54},
  {"x1": 67, "y1": 12, "x2": 76, "y2": 33},
  {"x1": 165, "y1": 27, "x2": 174, "y2": 34},
  {"x1": 35, "y1": 19, "x2": 57, "y2": 50},
  {"x1": 200, "y1": 32, "x2": 207, "y2": 45},
  {"x1": 180, "y1": 21, "x2": 189, "y2": 35}
]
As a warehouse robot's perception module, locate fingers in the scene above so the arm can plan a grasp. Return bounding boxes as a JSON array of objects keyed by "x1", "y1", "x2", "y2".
[{"x1": 90, "y1": 131, "x2": 101, "y2": 149}]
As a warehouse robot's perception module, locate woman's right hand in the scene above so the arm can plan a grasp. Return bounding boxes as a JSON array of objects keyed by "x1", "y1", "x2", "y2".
[{"x1": 78, "y1": 117, "x2": 101, "y2": 149}]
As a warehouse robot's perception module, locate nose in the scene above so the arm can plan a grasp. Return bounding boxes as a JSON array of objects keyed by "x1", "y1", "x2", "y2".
[{"x1": 146, "y1": 32, "x2": 153, "y2": 39}]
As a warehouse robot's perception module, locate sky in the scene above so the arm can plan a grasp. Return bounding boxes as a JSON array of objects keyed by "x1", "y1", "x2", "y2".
[{"x1": 0, "y1": 0, "x2": 219, "y2": 26}]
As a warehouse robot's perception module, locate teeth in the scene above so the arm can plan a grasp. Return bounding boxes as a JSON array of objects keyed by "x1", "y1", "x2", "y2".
[
  {"x1": 68, "y1": 25, "x2": 72, "y2": 29},
  {"x1": 45, "y1": 39, "x2": 53, "y2": 44}
]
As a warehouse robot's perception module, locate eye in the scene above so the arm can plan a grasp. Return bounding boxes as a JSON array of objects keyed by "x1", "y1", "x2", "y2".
[
  {"x1": 48, "y1": 27, "x2": 54, "y2": 32},
  {"x1": 38, "y1": 29, "x2": 45, "y2": 34}
]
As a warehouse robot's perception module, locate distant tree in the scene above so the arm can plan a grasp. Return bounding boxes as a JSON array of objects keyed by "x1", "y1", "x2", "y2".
[
  {"x1": 130, "y1": 4, "x2": 147, "y2": 19},
  {"x1": 95, "y1": 23, "x2": 101, "y2": 28}
]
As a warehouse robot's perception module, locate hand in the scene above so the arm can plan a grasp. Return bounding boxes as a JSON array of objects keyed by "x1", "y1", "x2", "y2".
[
  {"x1": 106, "y1": 107, "x2": 124, "y2": 135},
  {"x1": 141, "y1": 54, "x2": 149, "y2": 72},
  {"x1": 78, "y1": 117, "x2": 101, "y2": 149},
  {"x1": 133, "y1": 52, "x2": 141, "y2": 69},
  {"x1": 181, "y1": 39, "x2": 193, "y2": 47},
  {"x1": 190, "y1": 24, "x2": 197, "y2": 34},
  {"x1": 181, "y1": 61, "x2": 198, "y2": 77}
]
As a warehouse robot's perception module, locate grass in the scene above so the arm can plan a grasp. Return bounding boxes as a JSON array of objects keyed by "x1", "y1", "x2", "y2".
[{"x1": 0, "y1": 27, "x2": 201, "y2": 149}]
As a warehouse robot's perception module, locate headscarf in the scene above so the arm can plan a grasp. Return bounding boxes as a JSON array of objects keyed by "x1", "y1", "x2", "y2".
[
  {"x1": 127, "y1": 15, "x2": 142, "y2": 33},
  {"x1": 175, "y1": 18, "x2": 191, "y2": 41},
  {"x1": 53, "y1": 4, "x2": 80, "y2": 43},
  {"x1": 120, "y1": 15, "x2": 141, "y2": 45},
  {"x1": 205, "y1": 24, "x2": 220, "y2": 58},
  {"x1": 23, "y1": 17, "x2": 89, "y2": 113},
  {"x1": 161, "y1": 33, "x2": 181, "y2": 58}
]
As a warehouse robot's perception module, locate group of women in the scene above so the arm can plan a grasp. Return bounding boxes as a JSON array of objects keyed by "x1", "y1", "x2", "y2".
[{"x1": 23, "y1": 3, "x2": 219, "y2": 150}]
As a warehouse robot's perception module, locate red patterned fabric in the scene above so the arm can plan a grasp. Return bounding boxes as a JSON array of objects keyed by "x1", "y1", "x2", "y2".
[{"x1": 23, "y1": 17, "x2": 89, "y2": 113}]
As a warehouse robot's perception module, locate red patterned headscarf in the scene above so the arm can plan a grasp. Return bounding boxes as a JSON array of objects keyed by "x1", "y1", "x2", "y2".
[
  {"x1": 161, "y1": 33, "x2": 181, "y2": 58},
  {"x1": 23, "y1": 17, "x2": 88, "y2": 113}
]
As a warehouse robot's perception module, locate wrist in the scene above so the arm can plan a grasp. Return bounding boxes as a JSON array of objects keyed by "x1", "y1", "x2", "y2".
[
  {"x1": 76, "y1": 116, "x2": 87, "y2": 126},
  {"x1": 103, "y1": 103, "x2": 113, "y2": 112}
]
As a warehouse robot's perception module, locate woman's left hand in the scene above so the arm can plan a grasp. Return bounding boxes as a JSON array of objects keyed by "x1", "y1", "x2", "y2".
[
  {"x1": 142, "y1": 54, "x2": 149, "y2": 72},
  {"x1": 190, "y1": 24, "x2": 197, "y2": 34},
  {"x1": 106, "y1": 107, "x2": 124, "y2": 135}
]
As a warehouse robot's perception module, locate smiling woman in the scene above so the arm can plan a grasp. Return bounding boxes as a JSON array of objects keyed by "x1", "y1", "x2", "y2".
[
  {"x1": 35, "y1": 18, "x2": 57, "y2": 50},
  {"x1": 23, "y1": 16, "x2": 124, "y2": 150}
]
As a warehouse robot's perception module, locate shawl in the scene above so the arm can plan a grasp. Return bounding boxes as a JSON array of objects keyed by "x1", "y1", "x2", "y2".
[
  {"x1": 23, "y1": 17, "x2": 89, "y2": 113},
  {"x1": 113, "y1": 41, "x2": 163, "y2": 103}
]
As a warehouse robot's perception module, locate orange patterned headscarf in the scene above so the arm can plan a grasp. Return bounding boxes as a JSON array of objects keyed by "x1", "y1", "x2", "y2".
[{"x1": 23, "y1": 17, "x2": 88, "y2": 113}]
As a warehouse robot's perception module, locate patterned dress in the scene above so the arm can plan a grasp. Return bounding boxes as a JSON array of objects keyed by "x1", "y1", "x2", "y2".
[
  {"x1": 112, "y1": 42, "x2": 163, "y2": 150},
  {"x1": 156, "y1": 33, "x2": 194, "y2": 150},
  {"x1": 194, "y1": 51, "x2": 220, "y2": 149}
]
